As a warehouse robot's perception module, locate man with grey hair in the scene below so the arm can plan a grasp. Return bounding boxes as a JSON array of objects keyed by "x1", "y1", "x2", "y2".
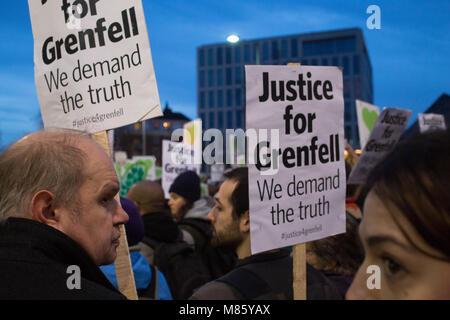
[{"x1": 0, "y1": 130, "x2": 129, "y2": 299}]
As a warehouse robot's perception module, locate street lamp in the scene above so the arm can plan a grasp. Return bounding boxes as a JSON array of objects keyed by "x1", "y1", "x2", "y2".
[{"x1": 226, "y1": 34, "x2": 240, "y2": 44}]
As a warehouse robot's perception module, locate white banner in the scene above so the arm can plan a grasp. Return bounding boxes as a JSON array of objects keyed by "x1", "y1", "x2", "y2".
[
  {"x1": 162, "y1": 140, "x2": 200, "y2": 199},
  {"x1": 246, "y1": 65, "x2": 346, "y2": 254},
  {"x1": 418, "y1": 113, "x2": 446, "y2": 133},
  {"x1": 356, "y1": 99, "x2": 380, "y2": 149},
  {"x1": 28, "y1": 0, "x2": 162, "y2": 132},
  {"x1": 348, "y1": 107, "x2": 412, "y2": 185}
]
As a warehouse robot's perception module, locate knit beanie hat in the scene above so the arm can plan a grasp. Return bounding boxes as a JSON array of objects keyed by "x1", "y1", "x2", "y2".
[
  {"x1": 120, "y1": 197, "x2": 145, "y2": 246},
  {"x1": 169, "y1": 170, "x2": 201, "y2": 202}
]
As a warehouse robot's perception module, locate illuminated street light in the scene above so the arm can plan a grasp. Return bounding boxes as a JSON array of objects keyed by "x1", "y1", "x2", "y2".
[{"x1": 226, "y1": 34, "x2": 240, "y2": 43}]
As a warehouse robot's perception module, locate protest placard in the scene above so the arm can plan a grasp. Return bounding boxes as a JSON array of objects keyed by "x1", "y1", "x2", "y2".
[
  {"x1": 28, "y1": 0, "x2": 162, "y2": 132},
  {"x1": 348, "y1": 107, "x2": 412, "y2": 185},
  {"x1": 162, "y1": 140, "x2": 200, "y2": 199},
  {"x1": 183, "y1": 119, "x2": 202, "y2": 165},
  {"x1": 245, "y1": 65, "x2": 346, "y2": 255},
  {"x1": 115, "y1": 156, "x2": 156, "y2": 197},
  {"x1": 356, "y1": 99, "x2": 380, "y2": 149},
  {"x1": 418, "y1": 113, "x2": 446, "y2": 133}
]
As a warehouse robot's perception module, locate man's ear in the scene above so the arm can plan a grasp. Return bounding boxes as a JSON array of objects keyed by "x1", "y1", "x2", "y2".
[
  {"x1": 30, "y1": 190, "x2": 59, "y2": 227},
  {"x1": 239, "y1": 210, "x2": 250, "y2": 233}
]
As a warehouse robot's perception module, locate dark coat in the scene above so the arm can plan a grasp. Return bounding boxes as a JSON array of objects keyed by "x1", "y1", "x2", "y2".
[
  {"x1": 190, "y1": 250, "x2": 342, "y2": 300},
  {"x1": 0, "y1": 217, "x2": 126, "y2": 300}
]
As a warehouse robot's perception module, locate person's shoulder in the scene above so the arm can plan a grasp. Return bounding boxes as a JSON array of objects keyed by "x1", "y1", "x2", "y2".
[{"x1": 189, "y1": 279, "x2": 238, "y2": 300}]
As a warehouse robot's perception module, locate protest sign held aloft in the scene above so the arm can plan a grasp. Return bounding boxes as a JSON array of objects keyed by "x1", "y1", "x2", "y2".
[
  {"x1": 245, "y1": 65, "x2": 346, "y2": 254},
  {"x1": 418, "y1": 113, "x2": 446, "y2": 133},
  {"x1": 28, "y1": 0, "x2": 162, "y2": 132},
  {"x1": 348, "y1": 107, "x2": 412, "y2": 185},
  {"x1": 162, "y1": 140, "x2": 200, "y2": 199},
  {"x1": 356, "y1": 99, "x2": 380, "y2": 149}
]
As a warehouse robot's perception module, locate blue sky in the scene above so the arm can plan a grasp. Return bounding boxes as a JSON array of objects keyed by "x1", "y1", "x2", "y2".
[{"x1": 0, "y1": 0, "x2": 449, "y2": 149}]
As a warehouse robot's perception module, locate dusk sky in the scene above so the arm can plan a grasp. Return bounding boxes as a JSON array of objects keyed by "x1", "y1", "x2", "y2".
[{"x1": 0, "y1": 0, "x2": 448, "y2": 149}]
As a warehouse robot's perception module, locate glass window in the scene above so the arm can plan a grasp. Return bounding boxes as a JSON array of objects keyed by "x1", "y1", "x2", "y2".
[
  {"x1": 311, "y1": 58, "x2": 318, "y2": 66},
  {"x1": 209, "y1": 112, "x2": 215, "y2": 128},
  {"x1": 321, "y1": 58, "x2": 328, "y2": 66},
  {"x1": 236, "y1": 110, "x2": 242, "y2": 128},
  {"x1": 199, "y1": 91, "x2": 205, "y2": 109},
  {"x1": 199, "y1": 49, "x2": 205, "y2": 67},
  {"x1": 262, "y1": 42, "x2": 269, "y2": 63},
  {"x1": 217, "y1": 90, "x2": 223, "y2": 108},
  {"x1": 234, "y1": 46, "x2": 241, "y2": 64},
  {"x1": 344, "y1": 79, "x2": 351, "y2": 98},
  {"x1": 216, "y1": 47, "x2": 223, "y2": 66},
  {"x1": 301, "y1": 59, "x2": 308, "y2": 65},
  {"x1": 200, "y1": 113, "x2": 206, "y2": 128},
  {"x1": 353, "y1": 55, "x2": 360, "y2": 75},
  {"x1": 244, "y1": 44, "x2": 251, "y2": 63},
  {"x1": 281, "y1": 39, "x2": 288, "y2": 59},
  {"x1": 344, "y1": 102, "x2": 352, "y2": 121},
  {"x1": 226, "y1": 68, "x2": 232, "y2": 85},
  {"x1": 235, "y1": 67, "x2": 241, "y2": 85},
  {"x1": 354, "y1": 78, "x2": 361, "y2": 98},
  {"x1": 209, "y1": 91, "x2": 215, "y2": 108},
  {"x1": 217, "y1": 69, "x2": 223, "y2": 86},
  {"x1": 253, "y1": 43, "x2": 259, "y2": 63},
  {"x1": 208, "y1": 48, "x2": 214, "y2": 66},
  {"x1": 235, "y1": 88, "x2": 241, "y2": 106},
  {"x1": 226, "y1": 47, "x2": 232, "y2": 64},
  {"x1": 343, "y1": 56, "x2": 350, "y2": 76},
  {"x1": 290, "y1": 38, "x2": 298, "y2": 57},
  {"x1": 271, "y1": 41, "x2": 279, "y2": 60},
  {"x1": 218, "y1": 112, "x2": 223, "y2": 129},
  {"x1": 303, "y1": 39, "x2": 334, "y2": 56},
  {"x1": 199, "y1": 70, "x2": 205, "y2": 88},
  {"x1": 226, "y1": 89, "x2": 233, "y2": 107},
  {"x1": 335, "y1": 37, "x2": 356, "y2": 53},
  {"x1": 332, "y1": 56, "x2": 339, "y2": 67},
  {"x1": 208, "y1": 70, "x2": 214, "y2": 87},
  {"x1": 227, "y1": 111, "x2": 233, "y2": 128}
]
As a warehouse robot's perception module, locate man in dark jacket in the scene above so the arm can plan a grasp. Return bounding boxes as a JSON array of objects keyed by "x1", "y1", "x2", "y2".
[
  {"x1": 190, "y1": 167, "x2": 341, "y2": 300},
  {"x1": 0, "y1": 130, "x2": 129, "y2": 299}
]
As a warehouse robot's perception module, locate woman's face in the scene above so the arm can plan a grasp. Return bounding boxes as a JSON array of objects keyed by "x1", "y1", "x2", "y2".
[
  {"x1": 168, "y1": 192, "x2": 187, "y2": 220},
  {"x1": 346, "y1": 190, "x2": 450, "y2": 300}
]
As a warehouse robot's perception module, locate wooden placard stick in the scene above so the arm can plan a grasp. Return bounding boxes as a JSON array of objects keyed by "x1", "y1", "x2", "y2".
[
  {"x1": 92, "y1": 131, "x2": 138, "y2": 300},
  {"x1": 287, "y1": 62, "x2": 307, "y2": 300}
]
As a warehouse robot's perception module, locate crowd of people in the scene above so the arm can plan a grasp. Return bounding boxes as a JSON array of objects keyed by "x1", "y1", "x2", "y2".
[{"x1": 0, "y1": 128, "x2": 449, "y2": 300}]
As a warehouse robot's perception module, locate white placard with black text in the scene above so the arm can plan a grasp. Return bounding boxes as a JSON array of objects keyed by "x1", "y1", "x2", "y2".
[
  {"x1": 28, "y1": 0, "x2": 162, "y2": 132},
  {"x1": 246, "y1": 65, "x2": 346, "y2": 254}
]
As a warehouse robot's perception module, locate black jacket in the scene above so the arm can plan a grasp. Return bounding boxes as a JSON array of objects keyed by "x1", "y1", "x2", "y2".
[
  {"x1": 190, "y1": 249, "x2": 342, "y2": 300},
  {"x1": 0, "y1": 217, "x2": 126, "y2": 300}
]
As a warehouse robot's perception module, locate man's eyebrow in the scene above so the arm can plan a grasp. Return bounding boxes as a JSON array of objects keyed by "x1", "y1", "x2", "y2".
[
  {"x1": 366, "y1": 235, "x2": 414, "y2": 252},
  {"x1": 214, "y1": 197, "x2": 222, "y2": 206},
  {"x1": 99, "y1": 182, "x2": 120, "y2": 194}
]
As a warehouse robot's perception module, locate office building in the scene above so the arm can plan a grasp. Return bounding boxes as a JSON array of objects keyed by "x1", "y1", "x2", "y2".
[{"x1": 197, "y1": 28, "x2": 373, "y2": 148}]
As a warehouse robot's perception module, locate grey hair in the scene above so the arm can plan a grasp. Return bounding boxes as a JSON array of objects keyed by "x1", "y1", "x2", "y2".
[{"x1": 0, "y1": 129, "x2": 92, "y2": 222}]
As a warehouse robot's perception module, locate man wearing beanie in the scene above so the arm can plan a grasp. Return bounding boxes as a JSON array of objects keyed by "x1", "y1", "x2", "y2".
[{"x1": 168, "y1": 171, "x2": 236, "y2": 281}]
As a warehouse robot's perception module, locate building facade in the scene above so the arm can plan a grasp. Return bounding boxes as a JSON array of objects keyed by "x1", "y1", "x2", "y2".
[
  {"x1": 197, "y1": 28, "x2": 373, "y2": 148},
  {"x1": 114, "y1": 104, "x2": 190, "y2": 163}
]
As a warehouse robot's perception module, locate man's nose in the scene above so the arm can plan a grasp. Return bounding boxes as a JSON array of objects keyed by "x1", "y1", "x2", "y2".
[
  {"x1": 207, "y1": 208, "x2": 215, "y2": 223},
  {"x1": 114, "y1": 199, "x2": 129, "y2": 225}
]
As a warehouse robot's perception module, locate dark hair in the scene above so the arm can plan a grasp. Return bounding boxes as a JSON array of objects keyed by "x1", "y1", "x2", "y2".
[
  {"x1": 223, "y1": 167, "x2": 249, "y2": 219},
  {"x1": 307, "y1": 212, "x2": 363, "y2": 276},
  {"x1": 365, "y1": 130, "x2": 450, "y2": 260}
]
